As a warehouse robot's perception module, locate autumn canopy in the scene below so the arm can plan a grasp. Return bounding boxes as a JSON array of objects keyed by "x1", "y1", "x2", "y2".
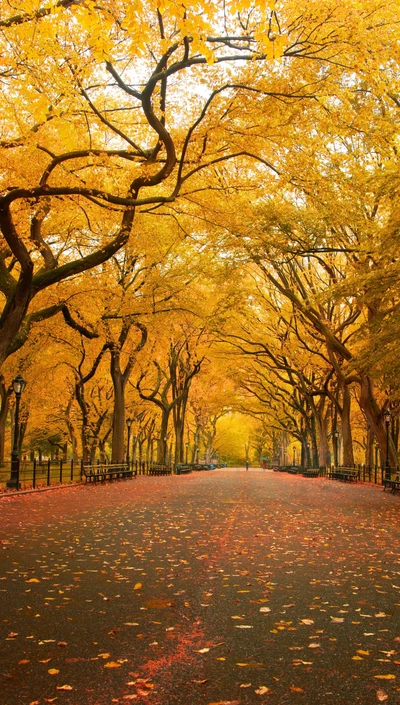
[{"x1": 0, "y1": 0, "x2": 399, "y2": 470}]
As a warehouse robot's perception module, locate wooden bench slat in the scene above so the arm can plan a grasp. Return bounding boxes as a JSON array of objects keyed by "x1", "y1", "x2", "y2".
[
  {"x1": 383, "y1": 475, "x2": 400, "y2": 493},
  {"x1": 302, "y1": 468, "x2": 320, "y2": 478},
  {"x1": 148, "y1": 465, "x2": 172, "y2": 476},
  {"x1": 82, "y1": 464, "x2": 135, "y2": 483},
  {"x1": 329, "y1": 467, "x2": 358, "y2": 482}
]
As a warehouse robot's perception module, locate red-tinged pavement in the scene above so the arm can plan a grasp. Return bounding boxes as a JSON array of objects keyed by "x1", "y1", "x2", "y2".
[{"x1": 1, "y1": 469, "x2": 400, "y2": 705}]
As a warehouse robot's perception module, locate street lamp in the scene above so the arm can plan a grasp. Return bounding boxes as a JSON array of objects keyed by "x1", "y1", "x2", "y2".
[
  {"x1": 126, "y1": 417, "x2": 132, "y2": 468},
  {"x1": 185, "y1": 441, "x2": 189, "y2": 464},
  {"x1": 334, "y1": 430, "x2": 339, "y2": 468},
  {"x1": 7, "y1": 375, "x2": 26, "y2": 490},
  {"x1": 384, "y1": 410, "x2": 392, "y2": 481},
  {"x1": 306, "y1": 442, "x2": 311, "y2": 468}
]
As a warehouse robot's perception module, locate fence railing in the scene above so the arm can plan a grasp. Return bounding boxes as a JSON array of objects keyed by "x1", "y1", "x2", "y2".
[
  {"x1": 0, "y1": 459, "x2": 396, "y2": 491},
  {"x1": 0, "y1": 458, "x2": 173, "y2": 490}
]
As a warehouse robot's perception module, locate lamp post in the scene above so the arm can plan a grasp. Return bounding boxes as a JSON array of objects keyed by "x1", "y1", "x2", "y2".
[
  {"x1": 126, "y1": 417, "x2": 132, "y2": 469},
  {"x1": 306, "y1": 442, "x2": 311, "y2": 468},
  {"x1": 185, "y1": 441, "x2": 189, "y2": 465},
  {"x1": 293, "y1": 447, "x2": 296, "y2": 466},
  {"x1": 7, "y1": 375, "x2": 26, "y2": 490},
  {"x1": 384, "y1": 410, "x2": 392, "y2": 481},
  {"x1": 334, "y1": 430, "x2": 339, "y2": 468}
]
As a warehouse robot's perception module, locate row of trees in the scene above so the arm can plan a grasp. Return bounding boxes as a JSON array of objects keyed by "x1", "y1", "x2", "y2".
[{"x1": 1, "y1": 0, "x2": 399, "y2": 470}]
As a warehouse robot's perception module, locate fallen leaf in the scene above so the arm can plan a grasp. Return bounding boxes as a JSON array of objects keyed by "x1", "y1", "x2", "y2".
[
  {"x1": 255, "y1": 686, "x2": 271, "y2": 695},
  {"x1": 26, "y1": 579, "x2": 40, "y2": 583},
  {"x1": 301, "y1": 619, "x2": 314, "y2": 625},
  {"x1": 133, "y1": 583, "x2": 142, "y2": 590},
  {"x1": 48, "y1": 669, "x2": 60, "y2": 675},
  {"x1": 235, "y1": 625, "x2": 253, "y2": 629},
  {"x1": 290, "y1": 686, "x2": 305, "y2": 692},
  {"x1": 56, "y1": 685, "x2": 73, "y2": 691},
  {"x1": 104, "y1": 661, "x2": 122, "y2": 668},
  {"x1": 196, "y1": 648, "x2": 210, "y2": 653},
  {"x1": 376, "y1": 691, "x2": 389, "y2": 702},
  {"x1": 374, "y1": 675, "x2": 396, "y2": 680},
  {"x1": 308, "y1": 643, "x2": 321, "y2": 648},
  {"x1": 240, "y1": 683, "x2": 252, "y2": 688}
]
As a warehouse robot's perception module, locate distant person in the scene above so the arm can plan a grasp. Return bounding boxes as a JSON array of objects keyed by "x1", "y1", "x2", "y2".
[{"x1": 245, "y1": 460, "x2": 249, "y2": 471}]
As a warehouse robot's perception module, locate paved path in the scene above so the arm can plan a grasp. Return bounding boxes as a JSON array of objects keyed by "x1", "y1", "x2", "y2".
[{"x1": 1, "y1": 470, "x2": 400, "y2": 705}]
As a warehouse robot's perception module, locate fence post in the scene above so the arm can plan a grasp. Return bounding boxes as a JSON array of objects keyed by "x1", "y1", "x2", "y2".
[
  {"x1": 32, "y1": 458, "x2": 36, "y2": 489},
  {"x1": 47, "y1": 459, "x2": 51, "y2": 486}
]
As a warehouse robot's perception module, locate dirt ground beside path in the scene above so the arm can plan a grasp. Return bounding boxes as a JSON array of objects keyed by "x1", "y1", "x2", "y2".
[{"x1": 1, "y1": 471, "x2": 400, "y2": 705}]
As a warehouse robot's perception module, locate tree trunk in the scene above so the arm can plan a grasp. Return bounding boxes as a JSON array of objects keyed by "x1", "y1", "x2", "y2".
[
  {"x1": 340, "y1": 382, "x2": 355, "y2": 466},
  {"x1": 359, "y1": 375, "x2": 397, "y2": 467},
  {"x1": 365, "y1": 425, "x2": 374, "y2": 467},
  {"x1": 315, "y1": 399, "x2": 330, "y2": 468},
  {"x1": 0, "y1": 377, "x2": 11, "y2": 463},
  {"x1": 157, "y1": 409, "x2": 170, "y2": 464},
  {"x1": 110, "y1": 349, "x2": 126, "y2": 463}
]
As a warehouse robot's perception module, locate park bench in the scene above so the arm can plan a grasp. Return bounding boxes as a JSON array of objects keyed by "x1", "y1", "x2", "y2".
[
  {"x1": 383, "y1": 474, "x2": 400, "y2": 493},
  {"x1": 302, "y1": 468, "x2": 320, "y2": 478},
  {"x1": 148, "y1": 464, "x2": 172, "y2": 476},
  {"x1": 175, "y1": 464, "x2": 192, "y2": 475},
  {"x1": 82, "y1": 463, "x2": 134, "y2": 483},
  {"x1": 286, "y1": 466, "x2": 298, "y2": 474},
  {"x1": 329, "y1": 467, "x2": 358, "y2": 482}
]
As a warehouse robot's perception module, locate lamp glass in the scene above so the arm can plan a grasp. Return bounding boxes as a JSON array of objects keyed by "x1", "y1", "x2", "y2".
[
  {"x1": 13, "y1": 375, "x2": 26, "y2": 395},
  {"x1": 126, "y1": 418, "x2": 132, "y2": 428},
  {"x1": 384, "y1": 410, "x2": 392, "y2": 424}
]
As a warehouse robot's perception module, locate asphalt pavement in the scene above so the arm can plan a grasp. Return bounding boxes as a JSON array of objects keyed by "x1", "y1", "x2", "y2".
[{"x1": 1, "y1": 469, "x2": 400, "y2": 705}]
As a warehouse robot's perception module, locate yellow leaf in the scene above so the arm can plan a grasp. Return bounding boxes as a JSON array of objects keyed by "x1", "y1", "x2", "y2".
[
  {"x1": 352, "y1": 656, "x2": 363, "y2": 661},
  {"x1": 374, "y1": 675, "x2": 396, "y2": 680},
  {"x1": 290, "y1": 686, "x2": 305, "y2": 692},
  {"x1": 48, "y1": 668, "x2": 60, "y2": 675},
  {"x1": 26, "y1": 578, "x2": 40, "y2": 583},
  {"x1": 357, "y1": 650, "x2": 370, "y2": 656},
  {"x1": 134, "y1": 583, "x2": 142, "y2": 590},
  {"x1": 56, "y1": 685, "x2": 73, "y2": 691},
  {"x1": 104, "y1": 662, "x2": 122, "y2": 668}
]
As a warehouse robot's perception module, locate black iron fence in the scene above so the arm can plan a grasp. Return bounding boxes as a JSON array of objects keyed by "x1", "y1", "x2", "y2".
[
  {"x1": 0, "y1": 458, "x2": 172, "y2": 490},
  {"x1": 0, "y1": 458, "x2": 397, "y2": 492}
]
